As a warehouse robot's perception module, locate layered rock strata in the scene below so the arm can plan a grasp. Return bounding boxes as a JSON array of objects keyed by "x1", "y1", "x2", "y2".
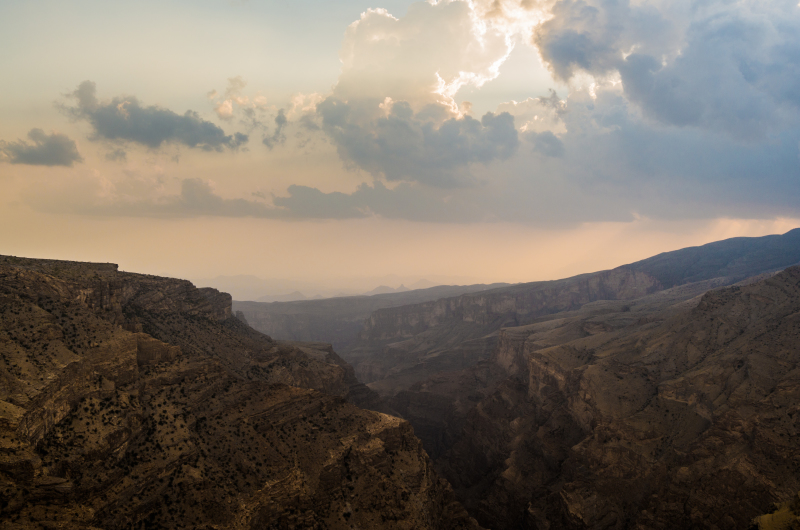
[
  {"x1": 0, "y1": 256, "x2": 480, "y2": 529},
  {"x1": 346, "y1": 228, "x2": 800, "y2": 396},
  {"x1": 400, "y1": 267, "x2": 800, "y2": 529}
]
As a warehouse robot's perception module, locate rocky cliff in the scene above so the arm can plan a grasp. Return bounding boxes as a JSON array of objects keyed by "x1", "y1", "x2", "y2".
[
  {"x1": 0, "y1": 256, "x2": 481, "y2": 529},
  {"x1": 233, "y1": 282, "x2": 509, "y2": 353},
  {"x1": 396, "y1": 267, "x2": 800, "y2": 529},
  {"x1": 346, "y1": 228, "x2": 800, "y2": 396}
]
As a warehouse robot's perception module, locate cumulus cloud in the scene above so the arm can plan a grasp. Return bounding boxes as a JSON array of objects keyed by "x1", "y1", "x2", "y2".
[
  {"x1": 336, "y1": 2, "x2": 512, "y2": 110},
  {"x1": 530, "y1": 0, "x2": 800, "y2": 139},
  {"x1": 525, "y1": 130, "x2": 565, "y2": 157},
  {"x1": 213, "y1": 76, "x2": 252, "y2": 120},
  {"x1": 495, "y1": 90, "x2": 568, "y2": 134},
  {"x1": 305, "y1": 0, "x2": 528, "y2": 183},
  {"x1": 271, "y1": 0, "x2": 798, "y2": 219},
  {"x1": 317, "y1": 97, "x2": 518, "y2": 186},
  {"x1": 31, "y1": 0, "x2": 799, "y2": 226},
  {"x1": 0, "y1": 129, "x2": 83, "y2": 166},
  {"x1": 62, "y1": 81, "x2": 248, "y2": 151}
]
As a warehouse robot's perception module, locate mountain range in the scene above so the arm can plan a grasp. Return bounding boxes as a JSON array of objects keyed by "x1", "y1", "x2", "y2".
[{"x1": 2, "y1": 229, "x2": 800, "y2": 528}]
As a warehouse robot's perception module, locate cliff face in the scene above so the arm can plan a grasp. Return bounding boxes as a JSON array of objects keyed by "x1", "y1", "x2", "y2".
[
  {"x1": 0, "y1": 256, "x2": 481, "y2": 529},
  {"x1": 345, "y1": 268, "x2": 662, "y2": 393},
  {"x1": 401, "y1": 267, "x2": 800, "y2": 529},
  {"x1": 344, "y1": 228, "x2": 800, "y2": 397},
  {"x1": 359, "y1": 269, "x2": 659, "y2": 343},
  {"x1": 233, "y1": 282, "x2": 510, "y2": 352}
]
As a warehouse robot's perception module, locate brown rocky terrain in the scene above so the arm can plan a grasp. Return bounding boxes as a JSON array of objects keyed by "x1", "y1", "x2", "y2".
[
  {"x1": 394, "y1": 267, "x2": 800, "y2": 529},
  {"x1": 0, "y1": 256, "x2": 481, "y2": 529},
  {"x1": 346, "y1": 228, "x2": 800, "y2": 397},
  {"x1": 753, "y1": 490, "x2": 800, "y2": 529}
]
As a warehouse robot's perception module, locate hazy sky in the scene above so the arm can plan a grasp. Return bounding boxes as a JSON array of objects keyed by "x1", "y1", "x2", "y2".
[{"x1": 1, "y1": 0, "x2": 799, "y2": 291}]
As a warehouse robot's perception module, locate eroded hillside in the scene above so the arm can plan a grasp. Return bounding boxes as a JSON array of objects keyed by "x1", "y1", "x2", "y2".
[
  {"x1": 346, "y1": 228, "x2": 800, "y2": 397},
  {"x1": 0, "y1": 256, "x2": 481, "y2": 529},
  {"x1": 396, "y1": 267, "x2": 800, "y2": 529}
]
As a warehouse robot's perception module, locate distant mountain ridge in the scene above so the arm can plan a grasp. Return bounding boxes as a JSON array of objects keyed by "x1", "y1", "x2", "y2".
[
  {"x1": 347, "y1": 227, "x2": 800, "y2": 528},
  {"x1": 234, "y1": 282, "x2": 511, "y2": 351},
  {"x1": 344, "y1": 228, "x2": 800, "y2": 394}
]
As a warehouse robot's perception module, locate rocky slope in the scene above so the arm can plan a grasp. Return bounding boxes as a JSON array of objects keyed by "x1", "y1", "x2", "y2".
[
  {"x1": 398, "y1": 267, "x2": 800, "y2": 529},
  {"x1": 753, "y1": 491, "x2": 800, "y2": 529},
  {"x1": 348, "y1": 228, "x2": 800, "y2": 396},
  {"x1": 233, "y1": 282, "x2": 508, "y2": 352},
  {"x1": 0, "y1": 256, "x2": 481, "y2": 529}
]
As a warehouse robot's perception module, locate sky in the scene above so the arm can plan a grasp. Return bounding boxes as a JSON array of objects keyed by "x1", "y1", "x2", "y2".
[{"x1": 1, "y1": 0, "x2": 799, "y2": 296}]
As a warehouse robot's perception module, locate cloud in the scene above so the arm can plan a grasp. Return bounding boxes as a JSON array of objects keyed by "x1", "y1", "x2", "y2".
[
  {"x1": 273, "y1": 181, "x2": 486, "y2": 222},
  {"x1": 262, "y1": 109, "x2": 287, "y2": 149},
  {"x1": 530, "y1": 0, "x2": 800, "y2": 139},
  {"x1": 317, "y1": 97, "x2": 518, "y2": 186},
  {"x1": 0, "y1": 129, "x2": 83, "y2": 166},
  {"x1": 525, "y1": 130, "x2": 565, "y2": 157},
  {"x1": 47, "y1": 178, "x2": 277, "y2": 218},
  {"x1": 62, "y1": 81, "x2": 248, "y2": 151},
  {"x1": 495, "y1": 91, "x2": 568, "y2": 134},
  {"x1": 105, "y1": 148, "x2": 127, "y2": 162},
  {"x1": 213, "y1": 76, "x2": 251, "y2": 120},
  {"x1": 26, "y1": 0, "x2": 799, "y2": 227},
  {"x1": 335, "y1": 2, "x2": 513, "y2": 110}
]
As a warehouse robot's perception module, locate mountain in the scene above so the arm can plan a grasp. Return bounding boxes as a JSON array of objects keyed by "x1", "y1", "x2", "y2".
[
  {"x1": 362, "y1": 284, "x2": 412, "y2": 296},
  {"x1": 397, "y1": 266, "x2": 800, "y2": 529},
  {"x1": 364, "y1": 285, "x2": 398, "y2": 296},
  {"x1": 255, "y1": 290, "x2": 308, "y2": 303},
  {"x1": 233, "y1": 282, "x2": 510, "y2": 353},
  {"x1": 346, "y1": 228, "x2": 800, "y2": 396},
  {"x1": 0, "y1": 255, "x2": 481, "y2": 529}
]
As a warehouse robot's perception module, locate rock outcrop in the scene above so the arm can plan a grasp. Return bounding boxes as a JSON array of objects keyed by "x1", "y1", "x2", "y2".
[{"x1": 0, "y1": 256, "x2": 481, "y2": 529}]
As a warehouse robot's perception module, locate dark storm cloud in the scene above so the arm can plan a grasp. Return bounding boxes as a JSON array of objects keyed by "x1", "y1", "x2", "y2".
[
  {"x1": 547, "y1": 88, "x2": 800, "y2": 220},
  {"x1": 316, "y1": 97, "x2": 519, "y2": 187},
  {"x1": 533, "y1": 0, "x2": 672, "y2": 82},
  {"x1": 0, "y1": 129, "x2": 83, "y2": 166},
  {"x1": 617, "y1": 7, "x2": 800, "y2": 138},
  {"x1": 534, "y1": 0, "x2": 800, "y2": 139},
  {"x1": 62, "y1": 81, "x2": 248, "y2": 151}
]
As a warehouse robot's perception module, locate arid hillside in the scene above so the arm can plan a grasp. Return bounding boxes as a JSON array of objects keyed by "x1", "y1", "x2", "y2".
[
  {"x1": 346, "y1": 228, "x2": 800, "y2": 396},
  {"x1": 0, "y1": 256, "x2": 480, "y2": 529},
  {"x1": 393, "y1": 267, "x2": 800, "y2": 529}
]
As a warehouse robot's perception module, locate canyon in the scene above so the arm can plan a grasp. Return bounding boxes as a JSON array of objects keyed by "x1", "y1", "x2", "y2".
[
  {"x1": 2, "y1": 228, "x2": 800, "y2": 529},
  {"x1": 233, "y1": 282, "x2": 508, "y2": 353}
]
